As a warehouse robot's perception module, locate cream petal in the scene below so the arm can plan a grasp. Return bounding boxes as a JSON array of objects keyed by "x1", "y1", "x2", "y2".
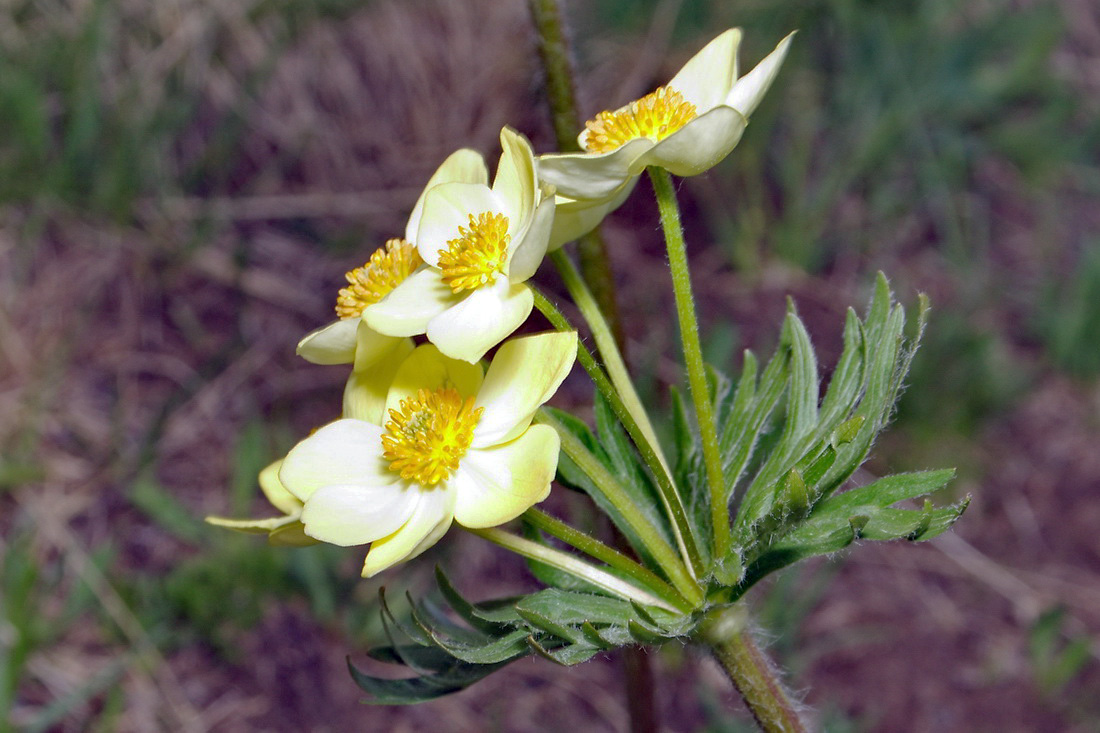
[
  {"x1": 546, "y1": 179, "x2": 636, "y2": 249},
  {"x1": 537, "y1": 137, "x2": 652, "y2": 200},
  {"x1": 279, "y1": 419, "x2": 394, "y2": 503},
  {"x1": 258, "y1": 459, "x2": 302, "y2": 516},
  {"x1": 667, "y1": 28, "x2": 742, "y2": 112},
  {"x1": 452, "y1": 425, "x2": 559, "y2": 528},
  {"x1": 361, "y1": 486, "x2": 456, "y2": 577},
  {"x1": 300, "y1": 480, "x2": 420, "y2": 546},
  {"x1": 472, "y1": 330, "x2": 577, "y2": 447},
  {"x1": 362, "y1": 268, "x2": 457, "y2": 337},
  {"x1": 425, "y1": 279, "x2": 533, "y2": 364},
  {"x1": 350, "y1": 320, "x2": 405, "y2": 371},
  {"x1": 505, "y1": 194, "x2": 555, "y2": 283},
  {"x1": 343, "y1": 338, "x2": 415, "y2": 424},
  {"x1": 492, "y1": 127, "x2": 537, "y2": 225},
  {"x1": 296, "y1": 318, "x2": 359, "y2": 365},
  {"x1": 636, "y1": 105, "x2": 747, "y2": 177},
  {"x1": 415, "y1": 183, "x2": 505, "y2": 266},
  {"x1": 406, "y1": 149, "x2": 489, "y2": 243},
  {"x1": 725, "y1": 32, "x2": 795, "y2": 119},
  {"x1": 384, "y1": 343, "x2": 484, "y2": 417}
]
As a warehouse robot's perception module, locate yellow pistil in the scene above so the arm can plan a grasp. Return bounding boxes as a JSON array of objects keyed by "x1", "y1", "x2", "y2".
[
  {"x1": 381, "y1": 387, "x2": 483, "y2": 486},
  {"x1": 437, "y1": 212, "x2": 510, "y2": 293},
  {"x1": 583, "y1": 86, "x2": 698, "y2": 154},
  {"x1": 335, "y1": 238, "x2": 423, "y2": 318}
]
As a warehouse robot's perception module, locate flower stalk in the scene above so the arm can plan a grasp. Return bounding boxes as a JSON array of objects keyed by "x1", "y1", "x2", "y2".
[
  {"x1": 535, "y1": 408, "x2": 704, "y2": 607},
  {"x1": 697, "y1": 605, "x2": 809, "y2": 733},
  {"x1": 522, "y1": 507, "x2": 692, "y2": 612},
  {"x1": 465, "y1": 526, "x2": 679, "y2": 612},
  {"x1": 531, "y1": 287, "x2": 705, "y2": 578},
  {"x1": 647, "y1": 166, "x2": 732, "y2": 561}
]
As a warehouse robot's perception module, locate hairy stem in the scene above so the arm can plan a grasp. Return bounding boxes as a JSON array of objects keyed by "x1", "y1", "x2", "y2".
[
  {"x1": 532, "y1": 287, "x2": 704, "y2": 577},
  {"x1": 647, "y1": 166, "x2": 732, "y2": 561},
  {"x1": 522, "y1": 508, "x2": 692, "y2": 612},
  {"x1": 536, "y1": 409, "x2": 704, "y2": 607},
  {"x1": 465, "y1": 526, "x2": 678, "y2": 612},
  {"x1": 698, "y1": 605, "x2": 808, "y2": 733}
]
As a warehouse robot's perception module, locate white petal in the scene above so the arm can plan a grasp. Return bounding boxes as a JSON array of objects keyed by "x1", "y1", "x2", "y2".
[
  {"x1": 300, "y1": 480, "x2": 419, "y2": 546},
  {"x1": 667, "y1": 28, "x2": 742, "y2": 112},
  {"x1": 492, "y1": 127, "x2": 537, "y2": 225},
  {"x1": 296, "y1": 318, "x2": 358, "y2": 365},
  {"x1": 415, "y1": 182, "x2": 504, "y2": 266},
  {"x1": 361, "y1": 486, "x2": 456, "y2": 577},
  {"x1": 505, "y1": 194, "x2": 555, "y2": 282},
  {"x1": 547, "y1": 180, "x2": 636, "y2": 249},
  {"x1": 425, "y1": 279, "x2": 533, "y2": 364},
  {"x1": 351, "y1": 319, "x2": 406, "y2": 372},
  {"x1": 537, "y1": 137, "x2": 653, "y2": 200},
  {"x1": 362, "y1": 268, "x2": 457, "y2": 337},
  {"x1": 279, "y1": 420, "x2": 394, "y2": 503},
  {"x1": 635, "y1": 105, "x2": 747, "y2": 177},
  {"x1": 343, "y1": 338, "x2": 415, "y2": 424},
  {"x1": 406, "y1": 149, "x2": 489, "y2": 243},
  {"x1": 384, "y1": 343, "x2": 484, "y2": 417},
  {"x1": 258, "y1": 459, "x2": 302, "y2": 516},
  {"x1": 725, "y1": 32, "x2": 795, "y2": 119},
  {"x1": 472, "y1": 330, "x2": 577, "y2": 447},
  {"x1": 452, "y1": 425, "x2": 559, "y2": 528},
  {"x1": 205, "y1": 514, "x2": 300, "y2": 534}
]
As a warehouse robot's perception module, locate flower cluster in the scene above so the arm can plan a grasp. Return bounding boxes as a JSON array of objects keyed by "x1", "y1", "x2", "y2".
[{"x1": 208, "y1": 28, "x2": 792, "y2": 576}]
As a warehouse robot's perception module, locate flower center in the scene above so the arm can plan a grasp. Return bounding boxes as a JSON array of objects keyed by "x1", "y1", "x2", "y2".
[
  {"x1": 381, "y1": 387, "x2": 483, "y2": 486},
  {"x1": 335, "y1": 238, "x2": 423, "y2": 318},
  {"x1": 583, "y1": 86, "x2": 698, "y2": 154},
  {"x1": 437, "y1": 212, "x2": 510, "y2": 293}
]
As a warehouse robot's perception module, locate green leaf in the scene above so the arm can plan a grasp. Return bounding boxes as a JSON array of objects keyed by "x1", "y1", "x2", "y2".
[
  {"x1": 516, "y1": 589, "x2": 637, "y2": 628},
  {"x1": 811, "y1": 470, "x2": 957, "y2": 518},
  {"x1": 720, "y1": 345, "x2": 789, "y2": 505},
  {"x1": 525, "y1": 637, "x2": 601, "y2": 666},
  {"x1": 348, "y1": 655, "x2": 512, "y2": 705},
  {"x1": 734, "y1": 311, "x2": 820, "y2": 537}
]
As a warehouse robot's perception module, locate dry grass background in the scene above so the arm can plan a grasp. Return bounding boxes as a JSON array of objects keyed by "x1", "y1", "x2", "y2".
[{"x1": 2, "y1": 0, "x2": 1100, "y2": 730}]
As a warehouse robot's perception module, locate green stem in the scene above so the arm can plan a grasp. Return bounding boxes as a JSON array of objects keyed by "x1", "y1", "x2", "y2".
[
  {"x1": 465, "y1": 526, "x2": 679, "y2": 612},
  {"x1": 549, "y1": 249, "x2": 671, "y2": 477},
  {"x1": 522, "y1": 508, "x2": 691, "y2": 612},
  {"x1": 647, "y1": 166, "x2": 731, "y2": 561},
  {"x1": 536, "y1": 409, "x2": 704, "y2": 608},
  {"x1": 697, "y1": 605, "x2": 808, "y2": 733},
  {"x1": 531, "y1": 287, "x2": 704, "y2": 578}
]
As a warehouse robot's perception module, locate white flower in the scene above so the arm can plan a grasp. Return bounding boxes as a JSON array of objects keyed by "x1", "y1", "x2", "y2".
[
  {"x1": 363, "y1": 127, "x2": 556, "y2": 363},
  {"x1": 538, "y1": 29, "x2": 794, "y2": 203},
  {"x1": 278, "y1": 331, "x2": 578, "y2": 576},
  {"x1": 295, "y1": 148, "x2": 488, "y2": 370}
]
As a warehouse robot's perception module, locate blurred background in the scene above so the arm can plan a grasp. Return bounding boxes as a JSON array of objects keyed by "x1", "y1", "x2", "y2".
[{"x1": 2, "y1": 0, "x2": 1098, "y2": 730}]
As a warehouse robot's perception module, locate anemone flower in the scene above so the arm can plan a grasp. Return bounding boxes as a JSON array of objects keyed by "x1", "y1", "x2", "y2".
[
  {"x1": 364, "y1": 127, "x2": 555, "y2": 363},
  {"x1": 537, "y1": 29, "x2": 794, "y2": 203},
  {"x1": 278, "y1": 331, "x2": 577, "y2": 576}
]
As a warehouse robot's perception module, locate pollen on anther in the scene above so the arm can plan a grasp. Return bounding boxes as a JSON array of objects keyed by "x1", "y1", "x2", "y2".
[
  {"x1": 583, "y1": 86, "x2": 698, "y2": 154},
  {"x1": 335, "y1": 238, "x2": 423, "y2": 319},
  {"x1": 437, "y1": 212, "x2": 510, "y2": 293},
  {"x1": 381, "y1": 388, "x2": 483, "y2": 486}
]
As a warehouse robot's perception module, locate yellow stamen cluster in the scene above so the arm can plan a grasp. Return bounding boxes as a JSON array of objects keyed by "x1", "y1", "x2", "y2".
[
  {"x1": 335, "y1": 238, "x2": 423, "y2": 318},
  {"x1": 583, "y1": 86, "x2": 698, "y2": 154},
  {"x1": 437, "y1": 212, "x2": 510, "y2": 293},
  {"x1": 381, "y1": 387, "x2": 483, "y2": 486}
]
